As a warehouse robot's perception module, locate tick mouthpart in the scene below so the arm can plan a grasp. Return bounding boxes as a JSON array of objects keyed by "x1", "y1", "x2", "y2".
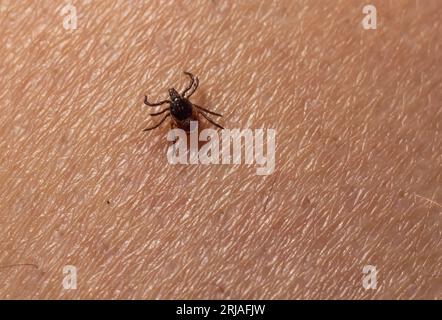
[{"x1": 168, "y1": 88, "x2": 180, "y2": 100}]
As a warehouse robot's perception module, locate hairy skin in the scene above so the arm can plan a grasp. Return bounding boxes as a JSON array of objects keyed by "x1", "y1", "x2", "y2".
[{"x1": 0, "y1": 0, "x2": 440, "y2": 299}]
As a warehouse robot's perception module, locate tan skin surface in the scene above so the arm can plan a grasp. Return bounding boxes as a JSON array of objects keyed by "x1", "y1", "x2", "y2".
[{"x1": 0, "y1": 0, "x2": 440, "y2": 299}]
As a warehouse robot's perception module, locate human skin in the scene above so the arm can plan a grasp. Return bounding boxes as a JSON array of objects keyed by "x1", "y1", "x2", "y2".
[{"x1": 0, "y1": 0, "x2": 440, "y2": 299}]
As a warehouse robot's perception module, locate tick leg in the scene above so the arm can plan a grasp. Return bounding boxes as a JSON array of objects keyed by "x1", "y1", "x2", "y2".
[
  {"x1": 182, "y1": 71, "x2": 199, "y2": 98},
  {"x1": 144, "y1": 95, "x2": 170, "y2": 107},
  {"x1": 150, "y1": 108, "x2": 169, "y2": 116},
  {"x1": 143, "y1": 113, "x2": 170, "y2": 131},
  {"x1": 187, "y1": 76, "x2": 199, "y2": 98},
  {"x1": 198, "y1": 111, "x2": 224, "y2": 130},
  {"x1": 193, "y1": 104, "x2": 223, "y2": 117},
  {"x1": 170, "y1": 121, "x2": 179, "y2": 144}
]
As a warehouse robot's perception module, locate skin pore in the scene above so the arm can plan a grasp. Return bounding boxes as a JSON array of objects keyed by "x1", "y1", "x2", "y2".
[{"x1": 0, "y1": 0, "x2": 440, "y2": 299}]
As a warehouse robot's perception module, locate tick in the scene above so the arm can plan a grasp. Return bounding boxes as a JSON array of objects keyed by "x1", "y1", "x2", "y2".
[{"x1": 142, "y1": 71, "x2": 224, "y2": 132}]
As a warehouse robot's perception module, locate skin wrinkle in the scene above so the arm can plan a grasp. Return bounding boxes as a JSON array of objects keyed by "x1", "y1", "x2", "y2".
[{"x1": 0, "y1": 0, "x2": 441, "y2": 299}]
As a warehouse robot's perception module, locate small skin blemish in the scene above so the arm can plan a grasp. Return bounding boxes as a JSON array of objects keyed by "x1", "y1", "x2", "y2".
[{"x1": 301, "y1": 195, "x2": 312, "y2": 209}]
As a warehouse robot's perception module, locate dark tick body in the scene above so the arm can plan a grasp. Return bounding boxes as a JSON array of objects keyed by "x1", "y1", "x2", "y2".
[{"x1": 143, "y1": 72, "x2": 223, "y2": 132}]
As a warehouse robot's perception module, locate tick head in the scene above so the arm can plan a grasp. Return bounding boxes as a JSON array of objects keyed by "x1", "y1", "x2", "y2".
[{"x1": 168, "y1": 88, "x2": 180, "y2": 101}]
